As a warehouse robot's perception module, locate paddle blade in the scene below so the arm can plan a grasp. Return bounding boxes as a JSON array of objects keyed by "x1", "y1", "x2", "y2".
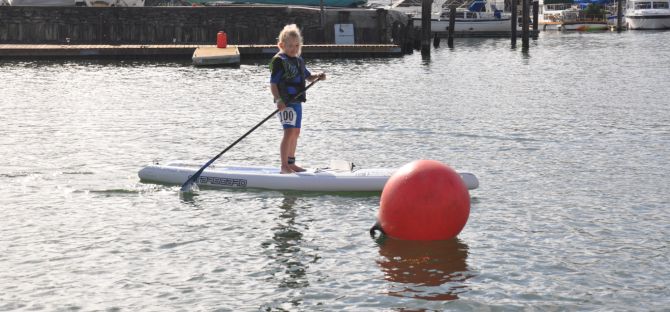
[{"x1": 180, "y1": 178, "x2": 199, "y2": 193}]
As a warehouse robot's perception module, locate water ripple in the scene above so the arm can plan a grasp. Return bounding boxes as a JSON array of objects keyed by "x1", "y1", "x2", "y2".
[{"x1": 1, "y1": 31, "x2": 670, "y2": 311}]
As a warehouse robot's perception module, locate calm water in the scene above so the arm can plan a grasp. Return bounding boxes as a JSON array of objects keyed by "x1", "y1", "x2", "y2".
[{"x1": 1, "y1": 31, "x2": 669, "y2": 311}]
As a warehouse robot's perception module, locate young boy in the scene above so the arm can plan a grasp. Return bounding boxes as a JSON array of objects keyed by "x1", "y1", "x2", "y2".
[{"x1": 270, "y1": 24, "x2": 326, "y2": 174}]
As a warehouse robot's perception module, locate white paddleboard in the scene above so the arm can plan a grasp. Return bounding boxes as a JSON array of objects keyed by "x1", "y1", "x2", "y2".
[{"x1": 138, "y1": 161, "x2": 479, "y2": 192}]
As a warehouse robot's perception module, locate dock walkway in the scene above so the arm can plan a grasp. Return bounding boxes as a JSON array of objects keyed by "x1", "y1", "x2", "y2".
[{"x1": 0, "y1": 44, "x2": 403, "y2": 59}]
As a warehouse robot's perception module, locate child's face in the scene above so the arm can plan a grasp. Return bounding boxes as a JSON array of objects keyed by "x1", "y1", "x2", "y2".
[{"x1": 281, "y1": 37, "x2": 301, "y2": 57}]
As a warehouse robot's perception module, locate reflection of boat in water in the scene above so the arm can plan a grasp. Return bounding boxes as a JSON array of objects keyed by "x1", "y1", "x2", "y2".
[
  {"x1": 626, "y1": 0, "x2": 670, "y2": 29},
  {"x1": 376, "y1": 238, "x2": 473, "y2": 301}
]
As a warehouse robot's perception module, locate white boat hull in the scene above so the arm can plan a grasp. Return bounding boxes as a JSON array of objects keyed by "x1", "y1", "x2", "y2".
[
  {"x1": 625, "y1": 0, "x2": 670, "y2": 29},
  {"x1": 413, "y1": 17, "x2": 512, "y2": 33},
  {"x1": 540, "y1": 22, "x2": 562, "y2": 31},
  {"x1": 560, "y1": 21, "x2": 609, "y2": 31},
  {"x1": 138, "y1": 162, "x2": 479, "y2": 192},
  {"x1": 626, "y1": 13, "x2": 670, "y2": 29}
]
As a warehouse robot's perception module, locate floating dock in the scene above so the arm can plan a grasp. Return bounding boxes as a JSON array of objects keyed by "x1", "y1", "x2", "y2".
[
  {"x1": 0, "y1": 44, "x2": 403, "y2": 60},
  {"x1": 192, "y1": 46, "x2": 240, "y2": 66}
]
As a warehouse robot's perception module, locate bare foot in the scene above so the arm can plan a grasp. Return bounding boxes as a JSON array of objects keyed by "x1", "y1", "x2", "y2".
[
  {"x1": 289, "y1": 164, "x2": 306, "y2": 172},
  {"x1": 280, "y1": 165, "x2": 295, "y2": 174}
]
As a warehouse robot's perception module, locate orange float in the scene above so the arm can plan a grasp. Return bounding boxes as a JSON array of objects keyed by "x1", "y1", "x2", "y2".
[
  {"x1": 378, "y1": 160, "x2": 470, "y2": 240},
  {"x1": 216, "y1": 31, "x2": 227, "y2": 48}
]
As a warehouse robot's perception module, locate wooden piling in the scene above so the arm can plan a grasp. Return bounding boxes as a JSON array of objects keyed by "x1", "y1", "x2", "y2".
[
  {"x1": 617, "y1": 0, "x2": 624, "y2": 32},
  {"x1": 511, "y1": 0, "x2": 517, "y2": 47},
  {"x1": 522, "y1": 0, "x2": 529, "y2": 49},
  {"x1": 532, "y1": 1, "x2": 539, "y2": 32},
  {"x1": 421, "y1": 0, "x2": 432, "y2": 56},
  {"x1": 320, "y1": 0, "x2": 326, "y2": 29},
  {"x1": 448, "y1": 4, "x2": 456, "y2": 48}
]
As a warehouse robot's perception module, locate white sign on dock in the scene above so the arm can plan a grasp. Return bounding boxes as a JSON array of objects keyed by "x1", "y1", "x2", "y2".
[{"x1": 334, "y1": 24, "x2": 355, "y2": 45}]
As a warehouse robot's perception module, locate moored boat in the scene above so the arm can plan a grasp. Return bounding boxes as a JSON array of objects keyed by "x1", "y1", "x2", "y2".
[
  {"x1": 138, "y1": 161, "x2": 479, "y2": 192},
  {"x1": 403, "y1": 0, "x2": 514, "y2": 35},
  {"x1": 626, "y1": 0, "x2": 670, "y2": 29},
  {"x1": 559, "y1": 2, "x2": 609, "y2": 31},
  {"x1": 186, "y1": 0, "x2": 367, "y2": 7},
  {"x1": 390, "y1": 0, "x2": 445, "y2": 17},
  {"x1": 538, "y1": 0, "x2": 576, "y2": 30}
]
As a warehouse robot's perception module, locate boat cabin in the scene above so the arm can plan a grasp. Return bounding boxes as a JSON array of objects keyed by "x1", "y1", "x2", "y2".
[{"x1": 628, "y1": 1, "x2": 670, "y2": 9}]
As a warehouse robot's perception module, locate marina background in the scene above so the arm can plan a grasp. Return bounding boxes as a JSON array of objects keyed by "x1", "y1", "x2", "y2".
[
  {"x1": 2, "y1": 27, "x2": 670, "y2": 311},
  {"x1": 0, "y1": 5, "x2": 410, "y2": 46}
]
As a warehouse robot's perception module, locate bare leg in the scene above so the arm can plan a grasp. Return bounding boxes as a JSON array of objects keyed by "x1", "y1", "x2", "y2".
[
  {"x1": 287, "y1": 128, "x2": 305, "y2": 172},
  {"x1": 280, "y1": 128, "x2": 294, "y2": 174}
]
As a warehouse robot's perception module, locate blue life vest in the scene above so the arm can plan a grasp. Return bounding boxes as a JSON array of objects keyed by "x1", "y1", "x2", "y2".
[{"x1": 270, "y1": 53, "x2": 307, "y2": 103}]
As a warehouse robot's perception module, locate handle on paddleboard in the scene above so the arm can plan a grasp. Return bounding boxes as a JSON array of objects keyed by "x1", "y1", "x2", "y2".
[{"x1": 180, "y1": 77, "x2": 322, "y2": 193}]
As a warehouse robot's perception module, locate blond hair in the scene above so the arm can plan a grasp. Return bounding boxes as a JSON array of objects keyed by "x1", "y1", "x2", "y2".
[{"x1": 277, "y1": 24, "x2": 303, "y2": 55}]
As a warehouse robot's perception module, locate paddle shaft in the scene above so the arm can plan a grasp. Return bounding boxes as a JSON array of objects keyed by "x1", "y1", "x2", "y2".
[{"x1": 180, "y1": 78, "x2": 320, "y2": 191}]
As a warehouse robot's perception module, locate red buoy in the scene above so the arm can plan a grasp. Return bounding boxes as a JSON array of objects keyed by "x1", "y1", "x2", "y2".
[
  {"x1": 216, "y1": 31, "x2": 227, "y2": 48},
  {"x1": 378, "y1": 160, "x2": 470, "y2": 240}
]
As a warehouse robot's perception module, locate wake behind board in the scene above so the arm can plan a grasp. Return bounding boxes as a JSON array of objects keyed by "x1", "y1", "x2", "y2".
[{"x1": 138, "y1": 161, "x2": 479, "y2": 192}]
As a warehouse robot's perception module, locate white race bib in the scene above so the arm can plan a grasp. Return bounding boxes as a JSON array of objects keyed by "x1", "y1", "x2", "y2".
[{"x1": 278, "y1": 107, "x2": 297, "y2": 127}]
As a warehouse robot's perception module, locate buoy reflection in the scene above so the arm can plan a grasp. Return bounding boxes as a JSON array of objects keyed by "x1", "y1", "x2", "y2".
[{"x1": 376, "y1": 237, "x2": 474, "y2": 301}]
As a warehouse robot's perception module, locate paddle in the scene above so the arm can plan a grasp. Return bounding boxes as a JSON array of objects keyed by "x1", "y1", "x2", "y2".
[{"x1": 180, "y1": 77, "x2": 321, "y2": 193}]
